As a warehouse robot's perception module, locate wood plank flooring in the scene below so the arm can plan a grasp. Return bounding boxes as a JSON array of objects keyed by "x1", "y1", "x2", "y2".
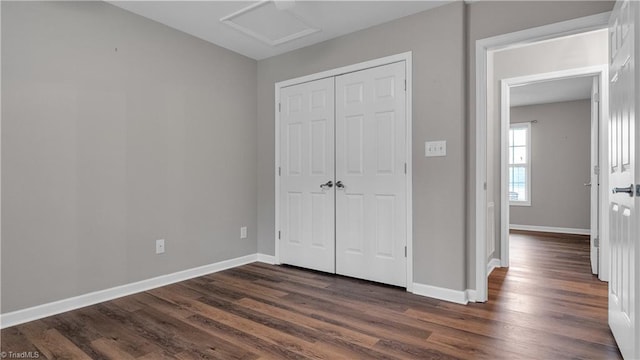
[{"x1": 1, "y1": 231, "x2": 622, "y2": 359}]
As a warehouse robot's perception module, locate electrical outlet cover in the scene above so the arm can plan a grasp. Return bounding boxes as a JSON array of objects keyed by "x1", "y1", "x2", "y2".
[{"x1": 156, "y1": 239, "x2": 165, "y2": 254}]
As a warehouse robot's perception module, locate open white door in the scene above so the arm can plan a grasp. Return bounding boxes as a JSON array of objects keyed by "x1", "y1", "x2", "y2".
[
  {"x1": 590, "y1": 76, "x2": 600, "y2": 275},
  {"x1": 334, "y1": 61, "x2": 407, "y2": 287},
  {"x1": 608, "y1": 1, "x2": 639, "y2": 358},
  {"x1": 279, "y1": 78, "x2": 336, "y2": 273}
]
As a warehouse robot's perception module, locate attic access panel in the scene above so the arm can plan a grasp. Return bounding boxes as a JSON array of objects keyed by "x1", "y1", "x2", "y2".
[{"x1": 220, "y1": 1, "x2": 320, "y2": 46}]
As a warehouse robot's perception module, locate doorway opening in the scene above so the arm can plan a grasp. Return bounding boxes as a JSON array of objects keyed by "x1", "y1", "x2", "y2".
[
  {"x1": 474, "y1": 12, "x2": 611, "y2": 303},
  {"x1": 501, "y1": 69, "x2": 608, "y2": 282}
]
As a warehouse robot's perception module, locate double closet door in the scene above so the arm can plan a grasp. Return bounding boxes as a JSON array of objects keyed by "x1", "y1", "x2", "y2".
[{"x1": 279, "y1": 61, "x2": 407, "y2": 287}]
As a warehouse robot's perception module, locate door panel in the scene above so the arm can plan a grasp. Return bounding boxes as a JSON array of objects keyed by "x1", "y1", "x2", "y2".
[
  {"x1": 310, "y1": 120, "x2": 328, "y2": 174},
  {"x1": 375, "y1": 195, "x2": 396, "y2": 258},
  {"x1": 345, "y1": 194, "x2": 365, "y2": 254},
  {"x1": 346, "y1": 115, "x2": 364, "y2": 174},
  {"x1": 608, "y1": 1, "x2": 638, "y2": 358},
  {"x1": 376, "y1": 111, "x2": 396, "y2": 174},
  {"x1": 335, "y1": 61, "x2": 407, "y2": 287},
  {"x1": 279, "y1": 78, "x2": 335, "y2": 273}
]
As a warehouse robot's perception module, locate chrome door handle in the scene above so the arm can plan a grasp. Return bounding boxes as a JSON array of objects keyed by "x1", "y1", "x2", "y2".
[
  {"x1": 584, "y1": 182, "x2": 592, "y2": 187},
  {"x1": 320, "y1": 180, "x2": 333, "y2": 190},
  {"x1": 335, "y1": 181, "x2": 345, "y2": 190},
  {"x1": 612, "y1": 184, "x2": 634, "y2": 196}
]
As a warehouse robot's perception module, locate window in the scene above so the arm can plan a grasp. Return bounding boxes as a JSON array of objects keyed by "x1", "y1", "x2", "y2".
[{"x1": 508, "y1": 123, "x2": 531, "y2": 206}]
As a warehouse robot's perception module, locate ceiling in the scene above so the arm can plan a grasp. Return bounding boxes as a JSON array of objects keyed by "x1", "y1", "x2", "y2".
[
  {"x1": 105, "y1": 1, "x2": 596, "y2": 104},
  {"x1": 510, "y1": 76, "x2": 595, "y2": 107},
  {"x1": 107, "y1": 1, "x2": 450, "y2": 60}
]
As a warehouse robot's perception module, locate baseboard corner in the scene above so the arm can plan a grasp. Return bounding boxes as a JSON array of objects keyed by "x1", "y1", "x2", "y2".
[
  {"x1": 487, "y1": 258, "x2": 501, "y2": 276},
  {"x1": 466, "y1": 289, "x2": 478, "y2": 302},
  {"x1": 412, "y1": 282, "x2": 469, "y2": 305},
  {"x1": 256, "y1": 253, "x2": 277, "y2": 264}
]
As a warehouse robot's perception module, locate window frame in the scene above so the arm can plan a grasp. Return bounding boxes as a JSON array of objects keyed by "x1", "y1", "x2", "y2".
[{"x1": 508, "y1": 122, "x2": 531, "y2": 206}]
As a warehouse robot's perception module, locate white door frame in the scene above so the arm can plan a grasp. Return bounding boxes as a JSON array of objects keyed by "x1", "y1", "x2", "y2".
[
  {"x1": 274, "y1": 52, "x2": 414, "y2": 291},
  {"x1": 475, "y1": 12, "x2": 610, "y2": 302},
  {"x1": 500, "y1": 66, "x2": 609, "y2": 281}
]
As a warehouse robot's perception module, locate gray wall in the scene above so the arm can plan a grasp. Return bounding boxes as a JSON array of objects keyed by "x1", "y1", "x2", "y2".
[
  {"x1": 258, "y1": 1, "x2": 612, "y2": 292},
  {"x1": 465, "y1": 1, "x2": 613, "y2": 288},
  {"x1": 257, "y1": 2, "x2": 467, "y2": 290},
  {"x1": 509, "y1": 100, "x2": 591, "y2": 230},
  {"x1": 1, "y1": 1, "x2": 616, "y2": 312},
  {"x1": 1, "y1": 1, "x2": 257, "y2": 313}
]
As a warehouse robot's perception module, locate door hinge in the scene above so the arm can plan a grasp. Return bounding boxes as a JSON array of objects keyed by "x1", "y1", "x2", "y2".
[
  {"x1": 484, "y1": 182, "x2": 487, "y2": 190},
  {"x1": 404, "y1": 163, "x2": 407, "y2": 174},
  {"x1": 404, "y1": 79, "x2": 407, "y2": 91},
  {"x1": 594, "y1": 165, "x2": 600, "y2": 175},
  {"x1": 636, "y1": 185, "x2": 640, "y2": 197},
  {"x1": 278, "y1": 167, "x2": 281, "y2": 176},
  {"x1": 404, "y1": 246, "x2": 407, "y2": 257},
  {"x1": 594, "y1": 237, "x2": 599, "y2": 248},
  {"x1": 593, "y1": 93, "x2": 600, "y2": 102},
  {"x1": 278, "y1": 231, "x2": 281, "y2": 240},
  {"x1": 278, "y1": 103, "x2": 281, "y2": 112}
]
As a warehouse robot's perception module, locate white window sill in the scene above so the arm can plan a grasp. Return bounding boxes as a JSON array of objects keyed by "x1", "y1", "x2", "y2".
[{"x1": 510, "y1": 201, "x2": 531, "y2": 207}]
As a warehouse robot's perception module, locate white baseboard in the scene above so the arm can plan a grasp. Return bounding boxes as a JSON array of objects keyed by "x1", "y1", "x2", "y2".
[
  {"x1": 412, "y1": 282, "x2": 469, "y2": 305},
  {"x1": 0, "y1": 253, "x2": 258, "y2": 329},
  {"x1": 256, "y1": 253, "x2": 277, "y2": 264},
  {"x1": 487, "y1": 258, "x2": 501, "y2": 276},
  {"x1": 510, "y1": 224, "x2": 590, "y2": 236},
  {"x1": 2, "y1": 252, "x2": 482, "y2": 328}
]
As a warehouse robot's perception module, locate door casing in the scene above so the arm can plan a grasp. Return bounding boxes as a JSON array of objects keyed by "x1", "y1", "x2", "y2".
[
  {"x1": 274, "y1": 52, "x2": 413, "y2": 291},
  {"x1": 474, "y1": 12, "x2": 611, "y2": 302}
]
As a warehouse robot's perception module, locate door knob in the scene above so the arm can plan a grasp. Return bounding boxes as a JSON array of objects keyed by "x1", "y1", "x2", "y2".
[
  {"x1": 612, "y1": 184, "x2": 634, "y2": 196},
  {"x1": 335, "y1": 181, "x2": 345, "y2": 189},
  {"x1": 584, "y1": 182, "x2": 592, "y2": 187},
  {"x1": 320, "y1": 180, "x2": 333, "y2": 190}
]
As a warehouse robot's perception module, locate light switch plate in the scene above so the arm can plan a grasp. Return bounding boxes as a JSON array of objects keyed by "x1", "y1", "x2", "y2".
[
  {"x1": 425, "y1": 140, "x2": 447, "y2": 157},
  {"x1": 240, "y1": 226, "x2": 247, "y2": 239}
]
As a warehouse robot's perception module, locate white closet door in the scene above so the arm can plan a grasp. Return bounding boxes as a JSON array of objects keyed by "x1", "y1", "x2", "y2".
[
  {"x1": 279, "y1": 78, "x2": 336, "y2": 273},
  {"x1": 335, "y1": 62, "x2": 407, "y2": 287}
]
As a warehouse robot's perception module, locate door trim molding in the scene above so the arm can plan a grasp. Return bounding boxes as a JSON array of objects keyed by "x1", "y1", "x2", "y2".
[
  {"x1": 274, "y1": 52, "x2": 414, "y2": 291},
  {"x1": 500, "y1": 65, "x2": 609, "y2": 278},
  {"x1": 474, "y1": 12, "x2": 610, "y2": 302}
]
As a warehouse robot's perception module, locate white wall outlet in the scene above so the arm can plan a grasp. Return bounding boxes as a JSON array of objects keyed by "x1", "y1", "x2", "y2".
[
  {"x1": 155, "y1": 239, "x2": 165, "y2": 254},
  {"x1": 425, "y1": 140, "x2": 447, "y2": 157},
  {"x1": 240, "y1": 226, "x2": 247, "y2": 239}
]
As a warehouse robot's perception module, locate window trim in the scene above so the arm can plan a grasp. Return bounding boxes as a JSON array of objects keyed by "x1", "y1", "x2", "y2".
[{"x1": 508, "y1": 122, "x2": 531, "y2": 206}]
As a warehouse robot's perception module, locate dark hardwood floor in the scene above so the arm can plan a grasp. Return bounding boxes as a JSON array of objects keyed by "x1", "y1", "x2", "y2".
[{"x1": 1, "y1": 231, "x2": 622, "y2": 359}]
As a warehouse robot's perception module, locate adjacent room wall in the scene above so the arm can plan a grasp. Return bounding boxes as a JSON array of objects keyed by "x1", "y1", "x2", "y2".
[
  {"x1": 509, "y1": 100, "x2": 591, "y2": 231},
  {"x1": 465, "y1": 1, "x2": 613, "y2": 289},
  {"x1": 257, "y1": 2, "x2": 467, "y2": 290},
  {"x1": 1, "y1": 1, "x2": 258, "y2": 313}
]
